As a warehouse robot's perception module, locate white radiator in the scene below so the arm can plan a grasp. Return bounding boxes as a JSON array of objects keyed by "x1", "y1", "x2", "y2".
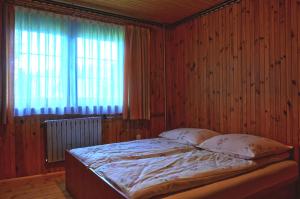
[{"x1": 45, "y1": 117, "x2": 102, "y2": 163}]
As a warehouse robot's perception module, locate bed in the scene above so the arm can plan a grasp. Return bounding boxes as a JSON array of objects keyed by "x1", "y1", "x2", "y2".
[{"x1": 65, "y1": 131, "x2": 299, "y2": 199}]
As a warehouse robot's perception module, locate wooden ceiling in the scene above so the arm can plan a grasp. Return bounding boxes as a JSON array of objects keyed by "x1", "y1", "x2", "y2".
[{"x1": 60, "y1": 0, "x2": 226, "y2": 24}]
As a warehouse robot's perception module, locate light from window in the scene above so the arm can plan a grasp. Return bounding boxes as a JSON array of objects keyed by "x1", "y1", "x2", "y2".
[{"x1": 14, "y1": 7, "x2": 124, "y2": 116}]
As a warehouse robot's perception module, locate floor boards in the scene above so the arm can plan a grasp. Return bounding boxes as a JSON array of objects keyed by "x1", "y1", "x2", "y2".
[{"x1": 0, "y1": 172, "x2": 72, "y2": 199}]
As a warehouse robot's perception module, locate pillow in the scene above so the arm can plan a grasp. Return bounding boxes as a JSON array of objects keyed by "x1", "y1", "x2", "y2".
[
  {"x1": 159, "y1": 128, "x2": 219, "y2": 145},
  {"x1": 198, "y1": 134, "x2": 291, "y2": 159}
]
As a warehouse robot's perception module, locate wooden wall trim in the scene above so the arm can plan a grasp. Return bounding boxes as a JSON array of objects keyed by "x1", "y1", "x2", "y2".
[
  {"x1": 6, "y1": 0, "x2": 163, "y2": 30},
  {"x1": 33, "y1": 0, "x2": 163, "y2": 26},
  {"x1": 8, "y1": 0, "x2": 163, "y2": 27},
  {"x1": 169, "y1": 0, "x2": 240, "y2": 27}
]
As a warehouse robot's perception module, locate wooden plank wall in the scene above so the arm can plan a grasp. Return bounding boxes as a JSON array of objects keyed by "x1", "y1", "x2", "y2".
[
  {"x1": 0, "y1": 26, "x2": 165, "y2": 180},
  {"x1": 12, "y1": 116, "x2": 151, "y2": 177},
  {"x1": 0, "y1": 117, "x2": 148, "y2": 178},
  {"x1": 166, "y1": 0, "x2": 300, "y2": 145},
  {"x1": 150, "y1": 27, "x2": 166, "y2": 138}
]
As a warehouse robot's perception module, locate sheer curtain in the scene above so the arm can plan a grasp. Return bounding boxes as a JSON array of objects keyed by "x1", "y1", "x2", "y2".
[{"x1": 14, "y1": 7, "x2": 124, "y2": 116}]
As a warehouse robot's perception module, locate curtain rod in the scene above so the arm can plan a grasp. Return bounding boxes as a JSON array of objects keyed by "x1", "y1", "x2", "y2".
[
  {"x1": 168, "y1": 0, "x2": 240, "y2": 28},
  {"x1": 17, "y1": 0, "x2": 165, "y2": 27}
]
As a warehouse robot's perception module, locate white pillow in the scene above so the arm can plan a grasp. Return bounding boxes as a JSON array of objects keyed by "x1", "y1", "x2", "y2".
[
  {"x1": 159, "y1": 128, "x2": 219, "y2": 145},
  {"x1": 198, "y1": 134, "x2": 291, "y2": 159}
]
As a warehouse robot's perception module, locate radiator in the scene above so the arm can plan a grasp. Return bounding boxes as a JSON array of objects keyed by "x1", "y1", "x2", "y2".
[{"x1": 45, "y1": 117, "x2": 102, "y2": 163}]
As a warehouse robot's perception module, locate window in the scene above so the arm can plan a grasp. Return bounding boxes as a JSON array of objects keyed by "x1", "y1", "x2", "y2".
[{"x1": 14, "y1": 7, "x2": 124, "y2": 116}]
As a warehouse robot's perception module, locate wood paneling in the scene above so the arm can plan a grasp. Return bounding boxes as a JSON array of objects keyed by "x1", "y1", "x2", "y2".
[
  {"x1": 6, "y1": 116, "x2": 154, "y2": 178},
  {"x1": 60, "y1": 0, "x2": 225, "y2": 24},
  {"x1": 150, "y1": 27, "x2": 166, "y2": 137},
  {"x1": 0, "y1": 125, "x2": 16, "y2": 179},
  {"x1": 166, "y1": 0, "x2": 300, "y2": 145}
]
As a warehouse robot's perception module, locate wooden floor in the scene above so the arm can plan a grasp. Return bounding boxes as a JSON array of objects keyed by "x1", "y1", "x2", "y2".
[{"x1": 0, "y1": 172, "x2": 72, "y2": 199}]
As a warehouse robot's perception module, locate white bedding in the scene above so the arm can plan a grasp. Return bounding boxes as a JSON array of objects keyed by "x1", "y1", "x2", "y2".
[
  {"x1": 93, "y1": 150, "x2": 290, "y2": 199},
  {"x1": 164, "y1": 160, "x2": 298, "y2": 199},
  {"x1": 69, "y1": 138, "x2": 194, "y2": 169}
]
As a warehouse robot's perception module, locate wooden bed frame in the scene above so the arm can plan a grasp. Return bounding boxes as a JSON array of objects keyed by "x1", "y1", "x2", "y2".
[
  {"x1": 65, "y1": 151, "x2": 128, "y2": 199},
  {"x1": 65, "y1": 146, "x2": 300, "y2": 199}
]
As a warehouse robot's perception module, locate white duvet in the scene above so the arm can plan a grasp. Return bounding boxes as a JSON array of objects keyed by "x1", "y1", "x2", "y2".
[
  {"x1": 70, "y1": 138, "x2": 289, "y2": 199},
  {"x1": 93, "y1": 150, "x2": 289, "y2": 199},
  {"x1": 69, "y1": 138, "x2": 194, "y2": 169}
]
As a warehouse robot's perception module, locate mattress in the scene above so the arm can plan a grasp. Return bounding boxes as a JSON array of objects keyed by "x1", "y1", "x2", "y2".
[
  {"x1": 92, "y1": 150, "x2": 291, "y2": 199},
  {"x1": 69, "y1": 138, "x2": 194, "y2": 169}
]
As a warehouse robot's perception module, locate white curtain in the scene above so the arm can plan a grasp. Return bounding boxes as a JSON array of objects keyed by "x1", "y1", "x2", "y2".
[{"x1": 14, "y1": 7, "x2": 124, "y2": 116}]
